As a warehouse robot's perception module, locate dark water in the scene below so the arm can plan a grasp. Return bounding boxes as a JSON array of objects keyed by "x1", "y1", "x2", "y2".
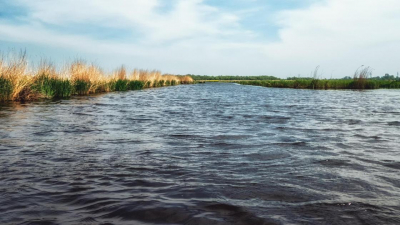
[{"x1": 1, "y1": 83, "x2": 400, "y2": 225}]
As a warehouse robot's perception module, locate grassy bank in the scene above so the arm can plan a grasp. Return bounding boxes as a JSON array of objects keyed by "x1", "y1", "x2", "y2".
[
  {"x1": 0, "y1": 52, "x2": 193, "y2": 102},
  {"x1": 236, "y1": 78, "x2": 400, "y2": 90},
  {"x1": 192, "y1": 66, "x2": 400, "y2": 90},
  {"x1": 191, "y1": 75, "x2": 280, "y2": 81}
]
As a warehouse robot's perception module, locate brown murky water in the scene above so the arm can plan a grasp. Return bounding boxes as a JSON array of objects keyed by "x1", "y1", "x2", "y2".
[{"x1": 1, "y1": 83, "x2": 400, "y2": 224}]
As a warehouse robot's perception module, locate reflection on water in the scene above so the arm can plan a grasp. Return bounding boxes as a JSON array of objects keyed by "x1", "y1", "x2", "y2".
[{"x1": 1, "y1": 83, "x2": 400, "y2": 225}]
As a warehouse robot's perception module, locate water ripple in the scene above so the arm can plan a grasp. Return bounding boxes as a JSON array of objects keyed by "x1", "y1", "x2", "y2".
[{"x1": 0, "y1": 83, "x2": 400, "y2": 224}]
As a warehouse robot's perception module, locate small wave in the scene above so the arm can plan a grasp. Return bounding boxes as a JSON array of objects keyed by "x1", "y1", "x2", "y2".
[
  {"x1": 382, "y1": 161, "x2": 400, "y2": 170},
  {"x1": 316, "y1": 158, "x2": 351, "y2": 167},
  {"x1": 347, "y1": 119, "x2": 363, "y2": 125},
  {"x1": 293, "y1": 202, "x2": 400, "y2": 225},
  {"x1": 388, "y1": 121, "x2": 400, "y2": 126},
  {"x1": 203, "y1": 203, "x2": 279, "y2": 225},
  {"x1": 245, "y1": 152, "x2": 291, "y2": 161},
  {"x1": 274, "y1": 141, "x2": 308, "y2": 147}
]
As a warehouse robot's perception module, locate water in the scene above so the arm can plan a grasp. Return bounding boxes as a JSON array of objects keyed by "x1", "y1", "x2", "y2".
[{"x1": 1, "y1": 82, "x2": 400, "y2": 225}]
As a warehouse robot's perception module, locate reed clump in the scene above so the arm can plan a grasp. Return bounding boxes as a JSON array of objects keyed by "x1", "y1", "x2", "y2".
[
  {"x1": 179, "y1": 75, "x2": 194, "y2": 84},
  {"x1": 31, "y1": 60, "x2": 72, "y2": 99},
  {"x1": 0, "y1": 52, "x2": 193, "y2": 102},
  {"x1": 0, "y1": 51, "x2": 37, "y2": 101}
]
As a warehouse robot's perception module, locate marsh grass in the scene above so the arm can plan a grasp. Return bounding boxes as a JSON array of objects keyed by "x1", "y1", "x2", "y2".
[
  {"x1": 238, "y1": 79, "x2": 400, "y2": 90},
  {"x1": 128, "y1": 80, "x2": 145, "y2": 90},
  {"x1": 238, "y1": 66, "x2": 400, "y2": 90},
  {"x1": 33, "y1": 74, "x2": 72, "y2": 98},
  {"x1": 0, "y1": 51, "x2": 37, "y2": 101},
  {"x1": 0, "y1": 52, "x2": 193, "y2": 102}
]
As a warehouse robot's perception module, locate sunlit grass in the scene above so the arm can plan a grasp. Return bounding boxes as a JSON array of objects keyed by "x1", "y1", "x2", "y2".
[{"x1": 0, "y1": 51, "x2": 194, "y2": 102}]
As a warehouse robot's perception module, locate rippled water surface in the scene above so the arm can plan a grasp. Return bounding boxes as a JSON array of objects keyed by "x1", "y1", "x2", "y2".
[{"x1": 1, "y1": 83, "x2": 400, "y2": 225}]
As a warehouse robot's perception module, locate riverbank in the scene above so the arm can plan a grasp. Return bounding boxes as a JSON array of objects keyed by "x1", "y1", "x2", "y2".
[
  {"x1": 0, "y1": 52, "x2": 193, "y2": 102},
  {"x1": 236, "y1": 79, "x2": 400, "y2": 90}
]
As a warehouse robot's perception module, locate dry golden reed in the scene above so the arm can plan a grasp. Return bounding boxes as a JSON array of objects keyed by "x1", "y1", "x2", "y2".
[
  {"x1": 0, "y1": 51, "x2": 36, "y2": 101},
  {"x1": 0, "y1": 51, "x2": 193, "y2": 102}
]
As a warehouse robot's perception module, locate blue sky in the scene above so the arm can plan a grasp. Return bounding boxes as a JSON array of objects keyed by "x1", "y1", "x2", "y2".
[{"x1": 1, "y1": 0, "x2": 399, "y2": 77}]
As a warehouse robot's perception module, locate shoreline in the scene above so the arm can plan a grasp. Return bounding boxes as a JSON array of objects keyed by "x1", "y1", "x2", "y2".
[{"x1": 194, "y1": 79, "x2": 400, "y2": 90}]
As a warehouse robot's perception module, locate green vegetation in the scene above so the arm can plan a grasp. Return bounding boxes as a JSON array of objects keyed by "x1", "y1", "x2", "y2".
[
  {"x1": 73, "y1": 79, "x2": 91, "y2": 95},
  {"x1": 347, "y1": 73, "x2": 400, "y2": 81},
  {"x1": 237, "y1": 79, "x2": 400, "y2": 90},
  {"x1": 114, "y1": 79, "x2": 129, "y2": 91},
  {"x1": 128, "y1": 80, "x2": 145, "y2": 90},
  {"x1": 190, "y1": 75, "x2": 280, "y2": 81},
  {"x1": 195, "y1": 66, "x2": 400, "y2": 90},
  {"x1": 0, "y1": 77, "x2": 13, "y2": 101},
  {"x1": 33, "y1": 74, "x2": 73, "y2": 98}
]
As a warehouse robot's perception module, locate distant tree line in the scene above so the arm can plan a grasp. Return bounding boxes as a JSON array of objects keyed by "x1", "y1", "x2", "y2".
[
  {"x1": 370, "y1": 74, "x2": 400, "y2": 81},
  {"x1": 342, "y1": 73, "x2": 400, "y2": 80},
  {"x1": 285, "y1": 73, "x2": 400, "y2": 81},
  {"x1": 286, "y1": 76, "x2": 313, "y2": 80},
  {"x1": 190, "y1": 73, "x2": 400, "y2": 81}
]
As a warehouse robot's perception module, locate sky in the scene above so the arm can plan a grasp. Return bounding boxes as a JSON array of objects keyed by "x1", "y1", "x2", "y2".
[{"x1": 0, "y1": 0, "x2": 399, "y2": 78}]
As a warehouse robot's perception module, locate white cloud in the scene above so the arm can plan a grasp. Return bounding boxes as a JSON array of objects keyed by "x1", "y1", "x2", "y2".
[
  {"x1": 1, "y1": 0, "x2": 264, "y2": 74},
  {"x1": 1, "y1": 0, "x2": 400, "y2": 77},
  {"x1": 10, "y1": 0, "x2": 244, "y2": 44},
  {"x1": 263, "y1": 0, "x2": 400, "y2": 77}
]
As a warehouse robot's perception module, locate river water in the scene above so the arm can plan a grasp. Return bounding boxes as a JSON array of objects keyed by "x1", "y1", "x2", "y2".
[{"x1": 1, "y1": 82, "x2": 400, "y2": 225}]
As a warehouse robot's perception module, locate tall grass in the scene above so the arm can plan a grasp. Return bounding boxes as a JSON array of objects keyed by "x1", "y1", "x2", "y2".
[
  {"x1": 352, "y1": 66, "x2": 372, "y2": 89},
  {"x1": 31, "y1": 60, "x2": 72, "y2": 98},
  {"x1": 0, "y1": 52, "x2": 193, "y2": 102},
  {"x1": 0, "y1": 51, "x2": 36, "y2": 101}
]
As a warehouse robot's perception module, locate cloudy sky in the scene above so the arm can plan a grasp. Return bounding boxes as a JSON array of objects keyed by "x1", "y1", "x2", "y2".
[{"x1": 1, "y1": 0, "x2": 399, "y2": 78}]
